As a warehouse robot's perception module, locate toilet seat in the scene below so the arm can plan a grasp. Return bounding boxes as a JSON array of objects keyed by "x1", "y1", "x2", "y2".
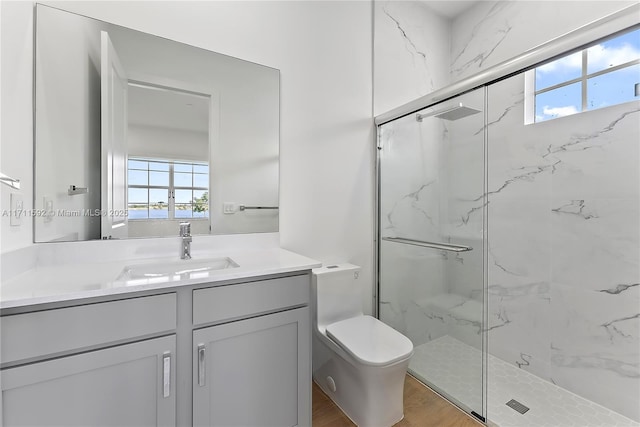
[{"x1": 326, "y1": 315, "x2": 413, "y2": 367}]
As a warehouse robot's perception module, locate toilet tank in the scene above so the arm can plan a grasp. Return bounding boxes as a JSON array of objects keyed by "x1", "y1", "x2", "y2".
[{"x1": 312, "y1": 263, "x2": 363, "y2": 331}]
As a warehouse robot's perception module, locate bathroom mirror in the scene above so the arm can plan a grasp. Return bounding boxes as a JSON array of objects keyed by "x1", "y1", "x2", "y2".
[{"x1": 34, "y1": 4, "x2": 280, "y2": 242}]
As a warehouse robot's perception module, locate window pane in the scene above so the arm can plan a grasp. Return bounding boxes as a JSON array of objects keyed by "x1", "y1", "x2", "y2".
[
  {"x1": 175, "y1": 204, "x2": 192, "y2": 218},
  {"x1": 587, "y1": 28, "x2": 640, "y2": 74},
  {"x1": 149, "y1": 189, "x2": 168, "y2": 205},
  {"x1": 193, "y1": 173, "x2": 209, "y2": 188},
  {"x1": 149, "y1": 171, "x2": 169, "y2": 186},
  {"x1": 149, "y1": 203, "x2": 169, "y2": 219},
  {"x1": 193, "y1": 190, "x2": 209, "y2": 217},
  {"x1": 174, "y1": 163, "x2": 192, "y2": 173},
  {"x1": 535, "y1": 51, "x2": 582, "y2": 91},
  {"x1": 193, "y1": 189, "x2": 208, "y2": 200},
  {"x1": 535, "y1": 82, "x2": 582, "y2": 122},
  {"x1": 128, "y1": 204, "x2": 148, "y2": 219},
  {"x1": 128, "y1": 188, "x2": 148, "y2": 203},
  {"x1": 174, "y1": 172, "x2": 192, "y2": 187},
  {"x1": 175, "y1": 189, "x2": 193, "y2": 204},
  {"x1": 148, "y1": 161, "x2": 170, "y2": 171},
  {"x1": 128, "y1": 169, "x2": 148, "y2": 186},
  {"x1": 193, "y1": 164, "x2": 208, "y2": 174},
  {"x1": 587, "y1": 63, "x2": 640, "y2": 110},
  {"x1": 128, "y1": 159, "x2": 148, "y2": 170},
  {"x1": 193, "y1": 209, "x2": 208, "y2": 218}
]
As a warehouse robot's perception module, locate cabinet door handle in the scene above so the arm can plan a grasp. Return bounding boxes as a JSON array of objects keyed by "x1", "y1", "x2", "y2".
[
  {"x1": 163, "y1": 352, "x2": 171, "y2": 398},
  {"x1": 197, "y1": 344, "x2": 206, "y2": 387}
]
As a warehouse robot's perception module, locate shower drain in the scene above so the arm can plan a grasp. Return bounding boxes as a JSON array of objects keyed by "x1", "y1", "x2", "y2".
[{"x1": 506, "y1": 399, "x2": 530, "y2": 414}]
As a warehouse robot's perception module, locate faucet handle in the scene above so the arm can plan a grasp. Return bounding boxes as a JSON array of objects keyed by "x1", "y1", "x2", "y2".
[{"x1": 179, "y1": 222, "x2": 191, "y2": 236}]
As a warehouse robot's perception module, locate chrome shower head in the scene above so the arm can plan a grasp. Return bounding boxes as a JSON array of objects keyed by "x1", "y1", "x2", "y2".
[
  {"x1": 416, "y1": 103, "x2": 481, "y2": 122},
  {"x1": 434, "y1": 105, "x2": 481, "y2": 121}
]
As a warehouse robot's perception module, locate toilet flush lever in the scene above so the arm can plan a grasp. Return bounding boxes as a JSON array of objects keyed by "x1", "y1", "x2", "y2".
[{"x1": 197, "y1": 344, "x2": 206, "y2": 387}]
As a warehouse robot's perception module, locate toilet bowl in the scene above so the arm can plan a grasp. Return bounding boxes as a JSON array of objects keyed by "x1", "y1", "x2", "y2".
[{"x1": 312, "y1": 264, "x2": 414, "y2": 427}]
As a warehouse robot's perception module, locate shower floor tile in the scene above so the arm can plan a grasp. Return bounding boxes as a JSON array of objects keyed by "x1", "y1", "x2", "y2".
[{"x1": 409, "y1": 336, "x2": 639, "y2": 427}]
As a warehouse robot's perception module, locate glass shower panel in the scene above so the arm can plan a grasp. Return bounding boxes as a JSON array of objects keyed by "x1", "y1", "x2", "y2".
[
  {"x1": 486, "y1": 69, "x2": 640, "y2": 426},
  {"x1": 378, "y1": 88, "x2": 486, "y2": 420}
]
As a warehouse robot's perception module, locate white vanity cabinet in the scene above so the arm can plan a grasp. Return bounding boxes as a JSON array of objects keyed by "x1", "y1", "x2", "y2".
[
  {"x1": 1, "y1": 335, "x2": 176, "y2": 426},
  {"x1": 0, "y1": 294, "x2": 178, "y2": 426},
  {"x1": 191, "y1": 274, "x2": 311, "y2": 427},
  {"x1": 0, "y1": 270, "x2": 313, "y2": 427},
  {"x1": 193, "y1": 308, "x2": 309, "y2": 427}
]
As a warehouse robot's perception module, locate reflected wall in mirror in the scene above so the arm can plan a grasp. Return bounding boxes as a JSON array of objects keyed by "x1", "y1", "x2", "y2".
[{"x1": 34, "y1": 4, "x2": 279, "y2": 242}]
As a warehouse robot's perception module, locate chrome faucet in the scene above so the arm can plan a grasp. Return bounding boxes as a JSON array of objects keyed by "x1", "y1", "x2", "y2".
[{"x1": 179, "y1": 222, "x2": 192, "y2": 260}]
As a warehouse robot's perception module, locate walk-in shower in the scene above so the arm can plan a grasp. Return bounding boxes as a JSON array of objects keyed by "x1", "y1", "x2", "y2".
[{"x1": 375, "y1": 5, "x2": 639, "y2": 427}]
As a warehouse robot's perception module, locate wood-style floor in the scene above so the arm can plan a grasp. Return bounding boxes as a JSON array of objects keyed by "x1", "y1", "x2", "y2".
[{"x1": 312, "y1": 374, "x2": 482, "y2": 427}]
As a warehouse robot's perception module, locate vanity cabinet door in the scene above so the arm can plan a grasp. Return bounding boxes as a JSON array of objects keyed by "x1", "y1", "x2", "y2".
[
  {"x1": 192, "y1": 307, "x2": 310, "y2": 427},
  {"x1": 1, "y1": 335, "x2": 176, "y2": 426}
]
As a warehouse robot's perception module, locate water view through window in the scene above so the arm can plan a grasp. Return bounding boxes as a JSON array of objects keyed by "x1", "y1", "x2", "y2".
[{"x1": 127, "y1": 158, "x2": 209, "y2": 220}]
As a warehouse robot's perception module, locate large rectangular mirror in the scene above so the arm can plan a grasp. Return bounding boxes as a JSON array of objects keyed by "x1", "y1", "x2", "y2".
[{"x1": 34, "y1": 4, "x2": 279, "y2": 242}]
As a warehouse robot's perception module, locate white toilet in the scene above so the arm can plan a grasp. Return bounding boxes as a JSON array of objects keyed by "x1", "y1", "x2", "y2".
[{"x1": 312, "y1": 264, "x2": 414, "y2": 427}]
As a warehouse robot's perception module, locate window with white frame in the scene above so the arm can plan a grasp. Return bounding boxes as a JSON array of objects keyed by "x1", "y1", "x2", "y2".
[
  {"x1": 127, "y1": 158, "x2": 209, "y2": 220},
  {"x1": 530, "y1": 27, "x2": 640, "y2": 123}
]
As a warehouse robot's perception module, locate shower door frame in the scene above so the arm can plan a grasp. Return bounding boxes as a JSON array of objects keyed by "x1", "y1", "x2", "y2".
[{"x1": 374, "y1": 88, "x2": 489, "y2": 422}]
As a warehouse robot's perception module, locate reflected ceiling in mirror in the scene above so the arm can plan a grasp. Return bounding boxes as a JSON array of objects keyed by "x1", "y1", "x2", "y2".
[{"x1": 34, "y1": 4, "x2": 279, "y2": 243}]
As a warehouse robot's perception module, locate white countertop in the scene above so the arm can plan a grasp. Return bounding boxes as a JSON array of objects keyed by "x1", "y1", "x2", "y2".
[{"x1": 0, "y1": 248, "x2": 321, "y2": 310}]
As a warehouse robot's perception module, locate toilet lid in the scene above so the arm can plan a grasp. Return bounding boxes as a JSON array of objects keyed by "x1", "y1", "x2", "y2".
[{"x1": 326, "y1": 316, "x2": 414, "y2": 367}]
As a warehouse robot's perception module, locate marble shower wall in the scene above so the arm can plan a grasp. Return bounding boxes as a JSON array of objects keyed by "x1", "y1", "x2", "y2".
[
  {"x1": 450, "y1": 1, "x2": 638, "y2": 81},
  {"x1": 378, "y1": 87, "x2": 487, "y2": 351},
  {"x1": 378, "y1": 110, "x2": 448, "y2": 346},
  {"x1": 374, "y1": 1, "x2": 451, "y2": 115},
  {"x1": 375, "y1": 0, "x2": 639, "y2": 422},
  {"x1": 375, "y1": 0, "x2": 456, "y2": 347},
  {"x1": 451, "y1": 1, "x2": 639, "y2": 421},
  {"x1": 486, "y1": 75, "x2": 639, "y2": 421}
]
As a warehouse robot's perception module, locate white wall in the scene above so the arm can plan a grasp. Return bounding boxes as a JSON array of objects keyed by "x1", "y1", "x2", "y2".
[
  {"x1": 1, "y1": 1, "x2": 34, "y2": 252},
  {"x1": 1, "y1": 1, "x2": 374, "y2": 312},
  {"x1": 33, "y1": 4, "x2": 102, "y2": 243},
  {"x1": 128, "y1": 125, "x2": 208, "y2": 161}
]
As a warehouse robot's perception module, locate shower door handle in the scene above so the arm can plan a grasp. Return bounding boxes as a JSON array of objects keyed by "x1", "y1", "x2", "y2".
[{"x1": 382, "y1": 237, "x2": 472, "y2": 252}]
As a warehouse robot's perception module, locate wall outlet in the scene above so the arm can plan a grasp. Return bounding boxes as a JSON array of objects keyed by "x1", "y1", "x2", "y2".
[
  {"x1": 10, "y1": 194, "x2": 23, "y2": 226},
  {"x1": 223, "y1": 202, "x2": 236, "y2": 214}
]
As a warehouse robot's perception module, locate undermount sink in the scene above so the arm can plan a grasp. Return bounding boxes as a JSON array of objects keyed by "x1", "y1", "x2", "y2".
[{"x1": 117, "y1": 257, "x2": 239, "y2": 281}]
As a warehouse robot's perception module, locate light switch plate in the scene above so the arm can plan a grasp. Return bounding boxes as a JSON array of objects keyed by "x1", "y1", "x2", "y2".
[
  {"x1": 10, "y1": 194, "x2": 23, "y2": 226},
  {"x1": 223, "y1": 202, "x2": 236, "y2": 214},
  {"x1": 44, "y1": 197, "x2": 54, "y2": 223}
]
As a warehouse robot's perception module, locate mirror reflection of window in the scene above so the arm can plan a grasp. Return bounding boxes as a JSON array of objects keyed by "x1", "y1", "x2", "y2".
[
  {"x1": 126, "y1": 83, "x2": 210, "y2": 237},
  {"x1": 127, "y1": 159, "x2": 209, "y2": 220}
]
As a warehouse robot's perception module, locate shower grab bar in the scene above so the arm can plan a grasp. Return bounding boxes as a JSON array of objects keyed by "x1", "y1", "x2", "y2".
[
  {"x1": 238, "y1": 205, "x2": 279, "y2": 211},
  {"x1": 0, "y1": 172, "x2": 20, "y2": 190},
  {"x1": 382, "y1": 237, "x2": 472, "y2": 252}
]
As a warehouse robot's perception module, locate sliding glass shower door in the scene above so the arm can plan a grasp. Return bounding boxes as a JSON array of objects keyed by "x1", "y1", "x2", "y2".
[{"x1": 377, "y1": 88, "x2": 487, "y2": 421}]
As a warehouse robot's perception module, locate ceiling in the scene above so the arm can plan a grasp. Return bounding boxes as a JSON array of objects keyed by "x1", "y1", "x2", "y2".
[
  {"x1": 128, "y1": 84, "x2": 209, "y2": 133},
  {"x1": 421, "y1": 1, "x2": 480, "y2": 19}
]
